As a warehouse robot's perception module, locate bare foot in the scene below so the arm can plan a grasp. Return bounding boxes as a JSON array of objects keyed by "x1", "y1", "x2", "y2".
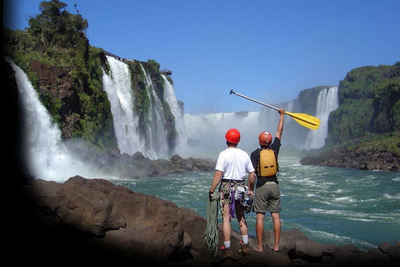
[
  {"x1": 252, "y1": 246, "x2": 263, "y2": 252},
  {"x1": 270, "y1": 246, "x2": 279, "y2": 252}
]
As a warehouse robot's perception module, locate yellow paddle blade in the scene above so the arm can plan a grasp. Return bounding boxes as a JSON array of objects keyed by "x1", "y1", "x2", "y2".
[{"x1": 285, "y1": 111, "x2": 320, "y2": 130}]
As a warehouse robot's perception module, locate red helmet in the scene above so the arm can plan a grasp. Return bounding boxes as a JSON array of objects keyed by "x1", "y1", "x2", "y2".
[
  {"x1": 225, "y1": 128, "x2": 240, "y2": 144},
  {"x1": 259, "y1": 131, "x2": 272, "y2": 146}
]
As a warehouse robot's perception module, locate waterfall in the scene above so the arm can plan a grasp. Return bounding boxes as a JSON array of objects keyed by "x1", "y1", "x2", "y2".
[
  {"x1": 8, "y1": 59, "x2": 99, "y2": 181},
  {"x1": 102, "y1": 56, "x2": 145, "y2": 155},
  {"x1": 184, "y1": 110, "x2": 279, "y2": 157},
  {"x1": 102, "y1": 56, "x2": 186, "y2": 159},
  {"x1": 140, "y1": 64, "x2": 169, "y2": 159},
  {"x1": 183, "y1": 87, "x2": 339, "y2": 156},
  {"x1": 162, "y1": 75, "x2": 188, "y2": 155},
  {"x1": 304, "y1": 86, "x2": 339, "y2": 149}
]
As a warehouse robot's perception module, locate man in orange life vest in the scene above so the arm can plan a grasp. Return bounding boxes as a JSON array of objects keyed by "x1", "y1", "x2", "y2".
[{"x1": 249, "y1": 108, "x2": 285, "y2": 252}]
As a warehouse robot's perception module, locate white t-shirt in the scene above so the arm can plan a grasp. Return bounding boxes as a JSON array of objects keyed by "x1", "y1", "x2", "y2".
[{"x1": 215, "y1": 147, "x2": 255, "y2": 181}]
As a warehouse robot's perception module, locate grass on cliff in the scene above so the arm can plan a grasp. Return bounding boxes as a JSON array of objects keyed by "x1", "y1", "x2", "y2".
[{"x1": 343, "y1": 131, "x2": 400, "y2": 155}]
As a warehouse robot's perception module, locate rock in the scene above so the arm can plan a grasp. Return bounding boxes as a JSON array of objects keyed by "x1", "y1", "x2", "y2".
[
  {"x1": 380, "y1": 241, "x2": 400, "y2": 262},
  {"x1": 300, "y1": 146, "x2": 400, "y2": 172},
  {"x1": 21, "y1": 176, "x2": 400, "y2": 266},
  {"x1": 95, "y1": 152, "x2": 215, "y2": 178},
  {"x1": 132, "y1": 151, "x2": 146, "y2": 160},
  {"x1": 294, "y1": 239, "x2": 336, "y2": 261},
  {"x1": 31, "y1": 176, "x2": 191, "y2": 263}
]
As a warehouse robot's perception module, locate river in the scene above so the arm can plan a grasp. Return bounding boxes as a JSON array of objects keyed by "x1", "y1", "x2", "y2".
[{"x1": 114, "y1": 154, "x2": 400, "y2": 252}]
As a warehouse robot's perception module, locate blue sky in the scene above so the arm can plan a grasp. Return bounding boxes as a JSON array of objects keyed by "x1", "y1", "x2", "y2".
[{"x1": 4, "y1": 0, "x2": 400, "y2": 114}]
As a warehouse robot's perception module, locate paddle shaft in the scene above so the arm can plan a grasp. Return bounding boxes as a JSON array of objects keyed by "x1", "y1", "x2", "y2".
[
  {"x1": 230, "y1": 89, "x2": 320, "y2": 129},
  {"x1": 230, "y1": 89, "x2": 280, "y2": 111}
]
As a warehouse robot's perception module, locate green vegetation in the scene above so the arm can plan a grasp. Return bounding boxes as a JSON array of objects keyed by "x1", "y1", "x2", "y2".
[
  {"x1": 327, "y1": 62, "x2": 400, "y2": 146},
  {"x1": 344, "y1": 132, "x2": 400, "y2": 155},
  {"x1": 4, "y1": 0, "x2": 116, "y2": 150}
]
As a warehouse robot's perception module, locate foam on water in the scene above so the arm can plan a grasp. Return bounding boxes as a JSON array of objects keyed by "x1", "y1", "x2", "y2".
[
  {"x1": 114, "y1": 159, "x2": 400, "y2": 251},
  {"x1": 332, "y1": 196, "x2": 357, "y2": 203},
  {"x1": 383, "y1": 193, "x2": 400, "y2": 200}
]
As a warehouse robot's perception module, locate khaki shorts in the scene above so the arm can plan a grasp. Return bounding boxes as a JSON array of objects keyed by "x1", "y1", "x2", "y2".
[{"x1": 253, "y1": 180, "x2": 281, "y2": 213}]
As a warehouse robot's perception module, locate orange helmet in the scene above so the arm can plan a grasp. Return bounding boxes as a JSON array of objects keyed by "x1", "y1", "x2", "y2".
[
  {"x1": 258, "y1": 131, "x2": 272, "y2": 146},
  {"x1": 225, "y1": 128, "x2": 240, "y2": 144}
]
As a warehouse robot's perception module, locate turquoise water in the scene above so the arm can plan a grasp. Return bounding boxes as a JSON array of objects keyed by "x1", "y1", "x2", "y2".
[{"x1": 113, "y1": 155, "x2": 400, "y2": 251}]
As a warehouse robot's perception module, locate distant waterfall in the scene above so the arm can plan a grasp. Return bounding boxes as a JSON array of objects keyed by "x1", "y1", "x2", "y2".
[
  {"x1": 304, "y1": 86, "x2": 339, "y2": 149},
  {"x1": 102, "y1": 56, "x2": 145, "y2": 155},
  {"x1": 184, "y1": 110, "x2": 279, "y2": 157},
  {"x1": 183, "y1": 86, "x2": 339, "y2": 156},
  {"x1": 162, "y1": 75, "x2": 188, "y2": 155},
  {"x1": 8, "y1": 59, "x2": 98, "y2": 181}
]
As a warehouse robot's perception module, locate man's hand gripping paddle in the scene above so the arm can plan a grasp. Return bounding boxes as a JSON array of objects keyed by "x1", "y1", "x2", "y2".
[{"x1": 230, "y1": 90, "x2": 320, "y2": 130}]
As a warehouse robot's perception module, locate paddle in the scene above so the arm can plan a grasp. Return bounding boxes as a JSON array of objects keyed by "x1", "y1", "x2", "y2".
[{"x1": 230, "y1": 90, "x2": 320, "y2": 130}]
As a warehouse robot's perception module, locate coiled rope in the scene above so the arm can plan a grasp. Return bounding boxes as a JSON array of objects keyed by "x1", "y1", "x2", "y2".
[{"x1": 204, "y1": 191, "x2": 219, "y2": 257}]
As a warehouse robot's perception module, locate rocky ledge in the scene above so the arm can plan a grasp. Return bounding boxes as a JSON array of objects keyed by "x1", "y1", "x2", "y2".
[
  {"x1": 15, "y1": 176, "x2": 400, "y2": 266},
  {"x1": 300, "y1": 146, "x2": 400, "y2": 172},
  {"x1": 59, "y1": 141, "x2": 216, "y2": 179}
]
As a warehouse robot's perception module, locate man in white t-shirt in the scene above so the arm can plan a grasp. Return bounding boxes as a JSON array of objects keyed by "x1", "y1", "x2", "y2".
[{"x1": 209, "y1": 128, "x2": 255, "y2": 257}]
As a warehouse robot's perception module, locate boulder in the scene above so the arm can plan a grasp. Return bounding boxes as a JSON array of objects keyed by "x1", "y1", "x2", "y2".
[{"x1": 32, "y1": 176, "x2": 191, "y2": 263}]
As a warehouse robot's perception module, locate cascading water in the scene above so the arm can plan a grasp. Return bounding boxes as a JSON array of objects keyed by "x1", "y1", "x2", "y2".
[
  {"x1": 184, "y1": 109, "x2": 280, "y2": 158},
  {"x1": 304, "y1": 86, "x2": 339, "y2": 149},
  {"x1": 140, "y1": 64, "x2": 169, "y2": 159},
  {"x1": 162, "y1": 75, "x2": 188, "y2": 155},
  {"x1": 102, "y1": 56, "x2": 145, "y2": 155},
  {"x1": 183, "y1": 86, "x2": 339, "y2": 156},
  {"x1": 102, "y1": 56, "x2": 186, "y2": 159},
  {"x1": 8, "y1": 59, "x2": 99, "y2": 181}
]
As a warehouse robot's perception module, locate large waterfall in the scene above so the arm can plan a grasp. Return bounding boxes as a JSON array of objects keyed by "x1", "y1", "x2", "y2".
[
  {"x1": 184, "y1": 108, "x2": 282, "y2": 158},
  {"x1": 102, "y1": 56, "x2": 144, "y2": 155},
  {"x1": 101, "y1": 56, "x2": 186, "y2": 159},
  {"x1": 9, "y1": 59, "x2": 102, "y2": 181},
  {"x1": 11, "y1": 55, "x2": 187, "y2": 180},
  {"x1": 11, "y1": 51, "x2": 339, "y2": 181},
  {"x1": 139, "y1": 63, "x2": 169, "y2": 158},
  {"x1": 304, "y1": 86, "x2": 339, "y2": 149}
]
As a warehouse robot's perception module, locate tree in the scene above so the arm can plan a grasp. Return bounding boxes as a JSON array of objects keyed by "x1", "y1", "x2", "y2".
[{"x1": 27, "y1": 0, "x2": 88, "y2": 48}]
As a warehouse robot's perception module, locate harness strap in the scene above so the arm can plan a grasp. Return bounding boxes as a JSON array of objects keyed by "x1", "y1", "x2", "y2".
[{"x1": 221, "y1": 180, "x2": 246, "y2": 218}]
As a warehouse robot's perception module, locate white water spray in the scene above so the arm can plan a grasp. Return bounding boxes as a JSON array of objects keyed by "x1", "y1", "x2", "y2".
[
  {"x1": 102, "y1": 56, "x2": 144, "y2": 155},
  {"x1": 183, "y1": 86, "x2": 339, "y2": 155},
  {"x1": 184, "y1": 110, "x2": 279, "y2": 157},
  {"x1": 140, "y1": 64, "x2": 169, "y2": 158},
  {"x1": 304, "y1": 86, "x2": 339, "y2": 149},
  {"x1": 8, "y1": 58, "x2": 101, "y2": 181},
  {"x1": 162, "y1": 75, "x2": 188, "y2": 155}
]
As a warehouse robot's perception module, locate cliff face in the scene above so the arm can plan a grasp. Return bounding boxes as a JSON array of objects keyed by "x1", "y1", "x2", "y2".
[
  {"x1": 4, "y1": 28, "x2": 177, "y2": 153},
  {"x1": 4, "y1": 28, "x2": 117, "y2": 150},
  {"x1": 301, "y1": 63, "x2": 400, "y2": 171},
  {"x1": 327, "y1": 62, "x2": 400, "y2": 145}
]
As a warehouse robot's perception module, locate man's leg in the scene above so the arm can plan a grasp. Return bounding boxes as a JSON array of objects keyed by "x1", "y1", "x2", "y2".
[
  {"x1": 235, "y1": 201, "x2": 249, "y2": 254},
  {"x1": 253, "y1": 212, "x2": 265, "y2": 252},
  {"x1": 235, "y1": 200, "x2": 248, "y2": 237},
  {"x1": 271, "y1": 212, "x2": 281, "y2": 251},
  {"x1": 222, "y1": 203, "x2": 232, "y2": 246}
]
